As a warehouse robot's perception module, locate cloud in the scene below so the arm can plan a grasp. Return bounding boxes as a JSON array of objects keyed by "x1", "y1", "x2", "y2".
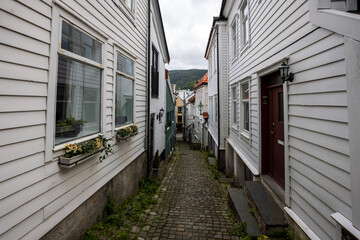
[{"x1": 158, "y1": 0, "x2": 222, "y2": 70}]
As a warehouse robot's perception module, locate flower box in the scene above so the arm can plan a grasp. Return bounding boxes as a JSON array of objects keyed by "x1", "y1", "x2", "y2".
[
  {"x1": 59, "y1": 148, "x2": 103, "y2": 168},
  {"x1": 116, "y1": 131, "x2": 138, "y2": 141}
]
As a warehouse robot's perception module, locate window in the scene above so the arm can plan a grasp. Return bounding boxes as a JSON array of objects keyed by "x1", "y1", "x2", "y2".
[
  {"x1": 215, "y1": 95, "x2": 218, "y2": 123},
  {"x1": 209, "y1": 96, "x2": 213, "y2": 122},
  {"x1": 178, "y1": 106, "x2": 182, "y2": 113},
  {"x1": 55, "y1": 21, "x2": 102, "y2": 145},
  {"x1": 151, "y1": 46, "x2": 159, "y2": 97},
  {"x1": 231, "y1": 20, "x2": 237, "y2": 58},
  {"x1": 240, "y1": 0, "x2": 250, "y2": 47},
  {"x1": 241, "y1": 81, "x2": 250, "y2": 134},
  {"x1": 232, "y1": 86, "x2": 237, "y2": 127},
  {"x1": 177, "y1": 115, "x2": 182, "y2": 123},
  {"x1": 330, "y1": 0, "x2": 359, "y2": 12},
  {"x1": 113, "y1": 0, "x2": 135, "y2": 12},
  {"x1": 213, "y1": 44, "x2": 217, "y2": 73},
  {"x1": 115, "y1": 53, "x2": 135, "y2": 127}
]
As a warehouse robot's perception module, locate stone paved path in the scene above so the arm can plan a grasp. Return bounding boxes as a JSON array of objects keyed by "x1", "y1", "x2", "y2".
[{"x1": 139, "y1": 142, "x2": 239, "y2": 240}]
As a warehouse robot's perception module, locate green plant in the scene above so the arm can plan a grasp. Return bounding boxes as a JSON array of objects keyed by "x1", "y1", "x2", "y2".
[
  {"x1": 257, "y1": 234, "x2": 269, "y2": 240},
  {"x1": 83, "y1": 178, "x2": 161, "y2": 239},
  {"x1": 250, "y1": 208, "x2": 255, "y2": 215},
  {"x1": 153, "y1": 151, "x2": 160, "y2": 169},
  {"x1": 56, "y1": 115, "x2": 86, "y2": 128},
  {"x1": 63, "y1": 136, "x2": 113, "y2": 161},
  {"x1": 165, "y1": 119, "x2": 172, "y2": 128},
  {"x1": 116, "y1": 123, "x2": 138, "y2": 140}
]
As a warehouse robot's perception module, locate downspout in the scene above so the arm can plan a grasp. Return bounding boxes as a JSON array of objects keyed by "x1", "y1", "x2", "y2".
[
  {"x1": 146, "y1": 0, "x2": 151, "y2": 177},
  {"x1": 216, "y1": 25, "x2": 221, "y2": 160}
]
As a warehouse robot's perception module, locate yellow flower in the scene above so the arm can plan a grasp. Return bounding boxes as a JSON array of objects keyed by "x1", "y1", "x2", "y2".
[{"x1": 95, "y1": 138, "x2": 103, "y2": 149}]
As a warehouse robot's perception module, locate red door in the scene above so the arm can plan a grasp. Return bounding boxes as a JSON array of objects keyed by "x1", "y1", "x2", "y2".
[
  {"x1": 268, "y1": 86, "x2": 284, "y2": 188},
  {"x1": 261, "y1": 72, "x2": 285, "y2": 189}
]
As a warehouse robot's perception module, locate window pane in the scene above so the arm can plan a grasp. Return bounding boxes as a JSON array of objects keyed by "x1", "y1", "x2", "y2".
[
  {"x1": 244, "y1": 102, "x2": 250, "y2": 131},
  {"x1": 116, "y1": 75, "x2": 134, "y2": 127},
  {"x1": 242, "y1": 83, "x2": 249, "y2": 100},
  {"x1": 61, "y1": 21, "x2": 102, "y2": 63},
  {"x1": 117, "y1": 53, "x2": 134, "y2": 76},
  {"x1": 242, "y1": 1, "x2": 248, "y2": 18},
  {"x1": 56, "y1": 56, "x2": 101, "y2": 145}
]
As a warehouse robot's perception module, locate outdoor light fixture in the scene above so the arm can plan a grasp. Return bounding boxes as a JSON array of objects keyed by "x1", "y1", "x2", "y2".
[
  {"x1": 279, "y1": 62, "x2": 294, "y2": 83},
  {"x1": 159, "y1": 108, "x2": 165, "y2": 118},
  {"x1": 198, "y1": 101, "x2": 204, "y2": 115}
]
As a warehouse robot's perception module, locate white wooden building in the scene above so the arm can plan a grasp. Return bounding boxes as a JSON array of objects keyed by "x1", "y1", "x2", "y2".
[
  {"x1": 210, "y1": 0, "x2": 360, "y2": 239},
  {"x1": 148, "y1": 0, "x2": 170, "y2": 161},
  {"x1": 0, "y1": 0, "x2": 168, "y2": 239},
  {"x1": 193, "y1": 73, "x2": 209, "y2": 148},
  {"x1": 205, "y1": 18, "x2": 229, "y2": 170}
]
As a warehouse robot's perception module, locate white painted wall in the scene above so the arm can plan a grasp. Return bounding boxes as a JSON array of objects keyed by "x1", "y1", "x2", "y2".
[
  {"x1": 149, "y1": 3, "x2": 168, "y2": 157},
  {"x1": 220, "y1": 0, "x2": 358, "y2": 239},
  {"x1": 0, "y1": 0, "x2": 149, "y2": 239}
]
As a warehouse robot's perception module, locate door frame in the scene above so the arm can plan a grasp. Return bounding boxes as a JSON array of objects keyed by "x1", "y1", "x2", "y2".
[{"x1": 257, "y1": 62, "x2": 290, "y2": 206}]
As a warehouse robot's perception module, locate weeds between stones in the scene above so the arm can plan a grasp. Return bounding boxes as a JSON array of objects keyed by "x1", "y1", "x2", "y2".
[{"x1": 83, "y1": 178, "x2": 161, "y2": 240}]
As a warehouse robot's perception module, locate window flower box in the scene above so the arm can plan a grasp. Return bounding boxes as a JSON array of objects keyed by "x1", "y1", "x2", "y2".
[
  {"x1": 59, "y1": 136, "x2": 112, "y2": 168},
  {"x1": 116, "y1": 124, "x2": 138, "y2": 142}
]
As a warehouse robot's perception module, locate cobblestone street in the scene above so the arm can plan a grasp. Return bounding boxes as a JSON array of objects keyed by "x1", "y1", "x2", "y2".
[{"x1": 139, "y1": 142, "x2": 239, "y2": 240}]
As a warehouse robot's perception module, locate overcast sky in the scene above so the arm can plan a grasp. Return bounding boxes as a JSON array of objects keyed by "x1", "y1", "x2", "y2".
[{"x1": 158, "y1": 0, "x2": 222, "y2": 70}]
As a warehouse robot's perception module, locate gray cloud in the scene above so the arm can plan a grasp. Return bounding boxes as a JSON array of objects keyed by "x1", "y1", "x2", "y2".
[{"x1": 159, "y1": 0, "x2": 222, "y2": 70}]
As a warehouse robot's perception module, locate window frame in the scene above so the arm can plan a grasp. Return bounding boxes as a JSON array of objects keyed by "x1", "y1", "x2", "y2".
[
  {"x1": 214, "y1": 94, "x2": 218, "y2": 124},
  {"x1": 231, "y1": 85, "x2": 238, "y2": 130},
  {"x1": 47, "y1": 8, "x2": 107, "y2": 158},
  {"x1": 240, "y1": 80, "x2": 250, "y2": 139},
  {"x1": 112, "y1": 0, "x2": 137, "y2": 23},
  {"x1": 178, "y1": 106, "x2": 183, "y2": 113},
  {"x1": 151, "y1": 46, "x2": 159, "y2": 98},
  {"x1": 114, "y1": 49, "x2": 136, "y2": 130},
  {"x1": 230, "y1": 17, "x2": 238, "y2": 60},
  {"x1": 239, "y1": 0, "x2": 250, "y2": 51}
]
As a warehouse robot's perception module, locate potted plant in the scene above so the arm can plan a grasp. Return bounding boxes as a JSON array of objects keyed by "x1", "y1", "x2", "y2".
[
  {"x1": 116, "y1": 123, "x2": 138, "y2": 141},
  {"x1": 152, "y1": 150, "x2": 160, "y2": 177},
  {"x1": 59, "y1": 136, "x2": 112, "y2": 168},
  {"x1": 56, "y1": 116, "x2": 86, "y2": 138}
]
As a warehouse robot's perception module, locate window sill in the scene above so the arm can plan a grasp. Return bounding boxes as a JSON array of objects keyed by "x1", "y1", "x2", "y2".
[
  {"x1": 231, "y1": 125, "x2": 238, "y2": 131},
  {"x1": 53, "y1": 133, "x2": 102, "y2": 152},
  {"x1": 331, "y1": 212, "x2": 360, "y2": 239},
  {"x1": 240, "y1": 131, "x2": 250, "y2": 140},
  {"x1": 115, "y1": 123, "x2": 134, "y2": 132}
]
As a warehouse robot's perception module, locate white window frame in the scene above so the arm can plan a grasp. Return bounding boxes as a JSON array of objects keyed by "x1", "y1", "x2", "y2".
[
  {"x1": 240, "y1": 0, "x2": 250, "y2": 50},
  {"x1": 240, "y1": 79, "x2": 250, "y2": 139},
  {"x1": 209, "y1": 96, "x2": 213, "y2": 123},
  {"x1": 230, "y1": 17, "x2": 238, "y2": 60},
  {"x1": 231, "y1": 85, "x2": 238, "y2": 130},
  {"x1": 214, "y1": 94, "x2": 218, "y2": 124},
  {"x1": 309, "y1": 0, "x2": 360, "y2": 42},
  {"x1": 46, "y1": 7, "x2": 107, "y2": 160},
  {"x1": 114, "y1": 48, "x2": 136, "y2": 131},
  {"x1": 112, "y1": 0, "x2": 137, "y2": 23}
]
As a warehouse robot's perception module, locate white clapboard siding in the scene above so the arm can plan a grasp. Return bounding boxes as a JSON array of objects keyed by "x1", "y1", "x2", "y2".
[
  {"x1": 0, "y1": 27, "x2": 50, "y2": 56},
  {"x1": 224, "y1": 0, "x2": 351, "y2": 238},
  {"x1": 0, "y1": 0, "x2": 149, "y2": 238},
  {"x1": 0, "y1": 152, "x2": 44, "y2": 183},
  {"x1": 0, "y1": 79, "x2": 47, "y2": 97}
]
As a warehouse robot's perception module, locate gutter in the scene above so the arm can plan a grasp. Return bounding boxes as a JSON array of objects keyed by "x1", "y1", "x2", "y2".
[{"x1": 146, "y1": 0, "x2": 151, "y2": 177}]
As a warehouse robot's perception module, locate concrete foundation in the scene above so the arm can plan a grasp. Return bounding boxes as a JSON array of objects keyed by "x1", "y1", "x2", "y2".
[{"x1": 41, "y1": 152, "x2": 147, "y2": 240}]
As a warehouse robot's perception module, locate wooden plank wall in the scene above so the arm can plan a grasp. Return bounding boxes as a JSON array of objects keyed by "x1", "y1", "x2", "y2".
[
  {"x1": 0, "y1": 0, "x2": 148, "y2": 239},
  {"x1": 226, "y1": 0, "x2": 350, "y2": 239}
]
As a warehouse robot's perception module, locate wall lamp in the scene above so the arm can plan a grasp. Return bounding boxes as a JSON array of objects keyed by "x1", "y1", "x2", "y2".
[
  {"x1": 279, "y1": 62, "x2": 294, "y2": 83},
  {"x1": 198, "y1": 101, "x2": 204, "y2": 115}
]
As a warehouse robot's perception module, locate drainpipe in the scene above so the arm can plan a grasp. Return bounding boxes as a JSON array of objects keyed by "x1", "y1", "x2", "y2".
[
  {"x1": 216, "y1": 25, "x2": 221, "y2": 162},
  {"x1": 146, "y1": 0, "x2": 151, "y2": 177}
]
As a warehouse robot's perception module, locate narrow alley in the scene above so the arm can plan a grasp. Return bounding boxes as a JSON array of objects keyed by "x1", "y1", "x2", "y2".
[{"x1": 140, "y1": 142, "x2": 238, "y2": 239}]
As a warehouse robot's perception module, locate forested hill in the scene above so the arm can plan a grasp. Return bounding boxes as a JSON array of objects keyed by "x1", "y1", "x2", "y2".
[{"x1": 169, "y1": 69, "x2": 207, "y2": 90}]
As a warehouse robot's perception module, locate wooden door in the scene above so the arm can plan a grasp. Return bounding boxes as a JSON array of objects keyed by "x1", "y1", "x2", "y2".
[
  {"x1": 268, "y1": 86, "x2": 284, "y2": 188},
  {"x1": 261, "y1": 71, "x2": 285, "y2": 189}
]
